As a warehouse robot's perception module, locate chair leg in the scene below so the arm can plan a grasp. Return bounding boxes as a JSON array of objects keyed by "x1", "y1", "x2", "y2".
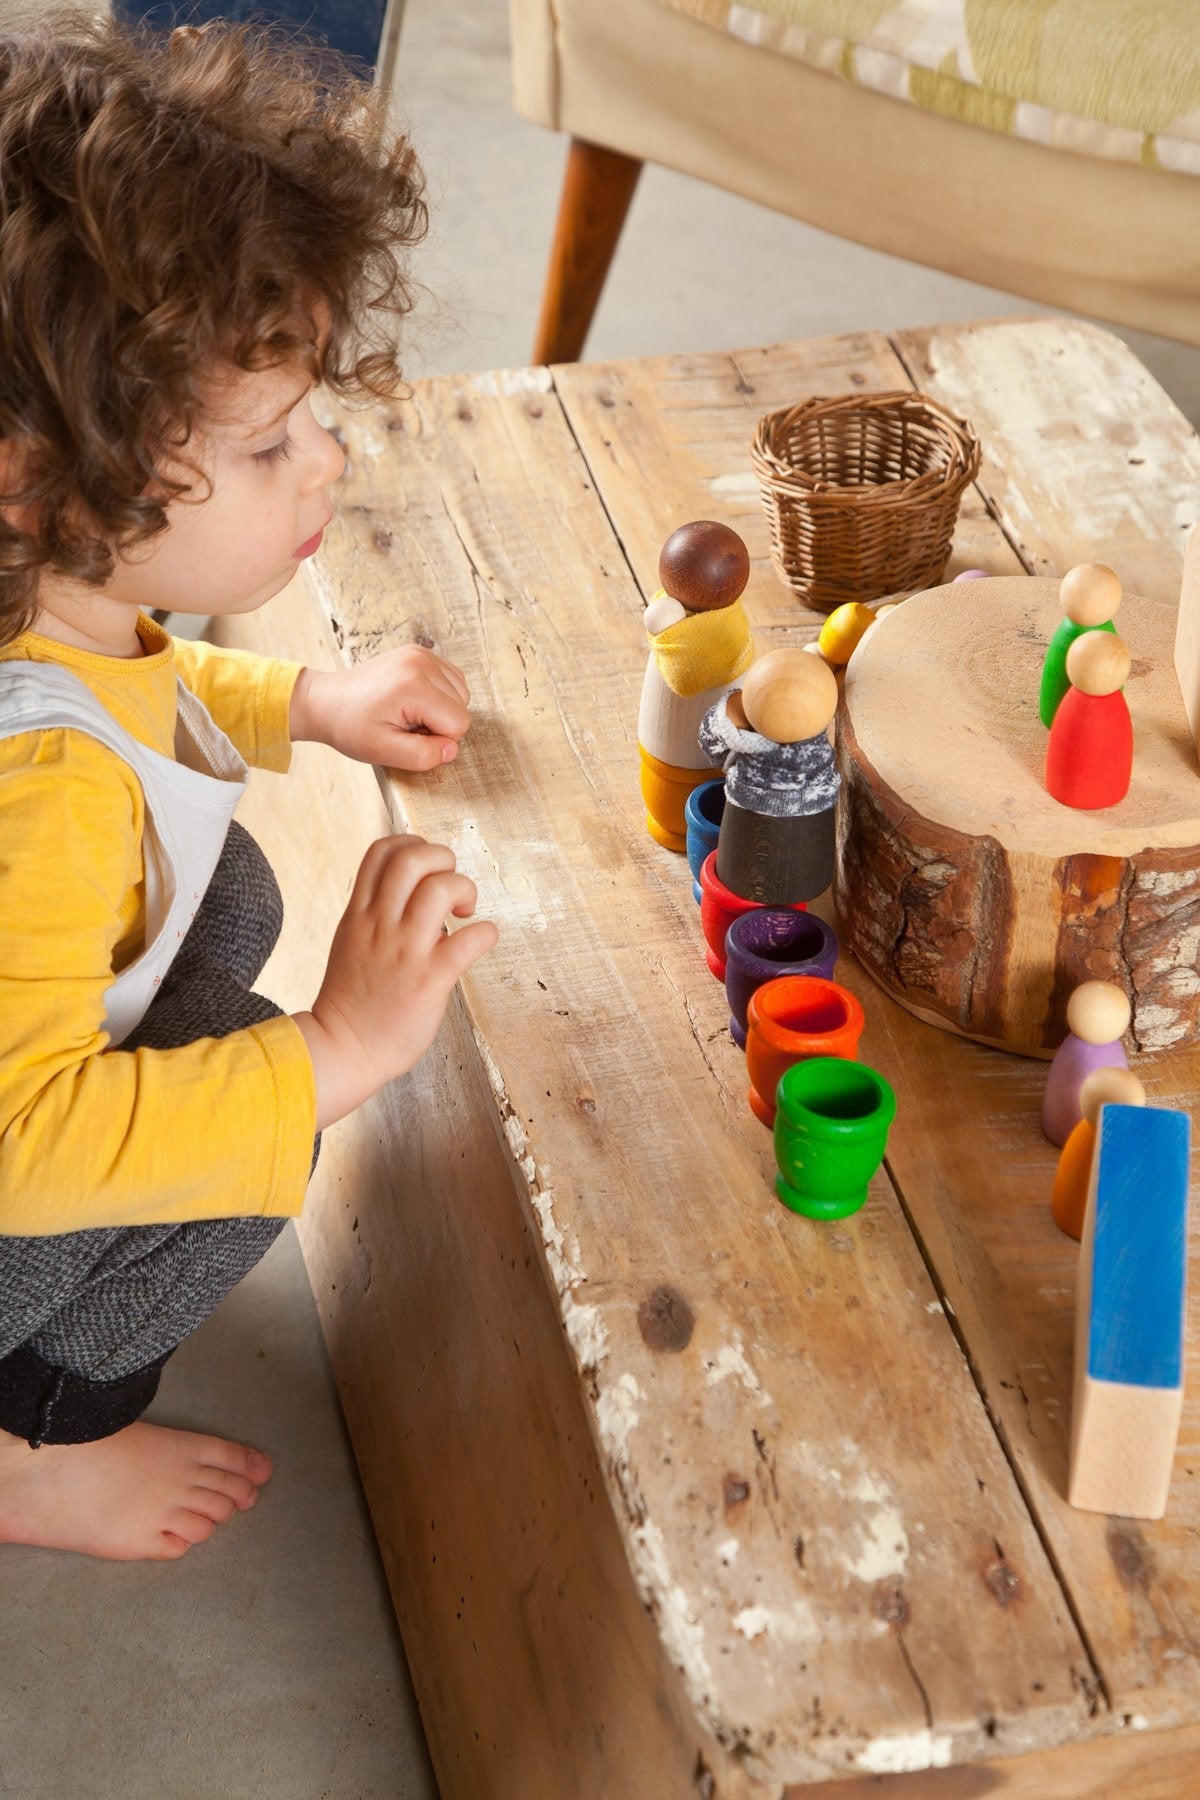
[{"x1": 532, "y1": 138, "x2": 643, "y2": 365}]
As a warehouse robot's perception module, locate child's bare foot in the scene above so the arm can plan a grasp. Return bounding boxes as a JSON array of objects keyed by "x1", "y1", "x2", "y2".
[{"x1": 0, "y1": 1421, "x2": 272, "y2": 1561}]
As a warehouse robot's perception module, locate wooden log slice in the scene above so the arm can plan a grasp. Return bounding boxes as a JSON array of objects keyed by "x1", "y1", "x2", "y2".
[{"x1": 835, "y1": 576, "x2": 1200, "y2": 1056}]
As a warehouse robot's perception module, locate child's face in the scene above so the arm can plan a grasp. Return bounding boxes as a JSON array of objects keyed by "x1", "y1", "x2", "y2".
[
  {"x1": 35, "y1": 357, "x2": 347, "y2": 653},
  {"x1": 123, "y1": 360, "x2": 348, "y2": 617}
]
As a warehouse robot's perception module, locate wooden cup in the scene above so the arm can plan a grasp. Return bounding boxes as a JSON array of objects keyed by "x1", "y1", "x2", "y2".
[
  {"x1": 773, "y1": 1057, "x2": 896, "y2": 1219},
  {"x1": 744, "y1": 974, "x2": 865, "y2": 1126},
  {"x1": 724, "y1": 909, "x2": 839, "y2": 1049},
  {"x1": 698, "y1": 850, "x2": 806, "y2": 981},
  {"x1": 684, "y1": 778, "x2": 725, "y2": 905}
]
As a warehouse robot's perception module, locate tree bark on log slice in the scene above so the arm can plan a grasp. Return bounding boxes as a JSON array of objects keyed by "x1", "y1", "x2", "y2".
[{"x1": 835, "y1": 576, "x2": 1200, "y2": 1056}]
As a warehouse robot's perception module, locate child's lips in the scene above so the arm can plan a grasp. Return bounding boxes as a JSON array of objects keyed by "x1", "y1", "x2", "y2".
[{"x1": 294, "y1": 521, "x2": 331, "y2": 559}]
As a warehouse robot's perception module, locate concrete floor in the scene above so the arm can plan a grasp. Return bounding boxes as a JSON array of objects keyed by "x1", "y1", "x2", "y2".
[{"x1": 6, "y1": 3, "x2": 1200, "y2": 1798}]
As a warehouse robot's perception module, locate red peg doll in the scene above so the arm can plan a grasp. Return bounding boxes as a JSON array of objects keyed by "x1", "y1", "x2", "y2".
[{"x1": 1045, "y1": 630, "x2": 1132, "y2": 810}]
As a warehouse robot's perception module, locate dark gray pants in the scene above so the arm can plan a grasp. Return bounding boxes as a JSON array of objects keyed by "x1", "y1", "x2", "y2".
[{"x1": 0, "y1": 821, "x2": 317, "y2": 1446}]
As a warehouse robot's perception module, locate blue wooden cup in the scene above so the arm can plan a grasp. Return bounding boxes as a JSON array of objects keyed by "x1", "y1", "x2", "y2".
[
  {"x1": 684, "y1": 778, "x2": 725, "y2": 904},
  {"x1": 724, "y1": 909, "x2": 838, "y2": 1048}
]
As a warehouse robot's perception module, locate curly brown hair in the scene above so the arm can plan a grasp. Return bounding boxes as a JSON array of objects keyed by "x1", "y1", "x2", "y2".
[{"x1": 0, "y1": 10, "x2": 427, "y2": 642}]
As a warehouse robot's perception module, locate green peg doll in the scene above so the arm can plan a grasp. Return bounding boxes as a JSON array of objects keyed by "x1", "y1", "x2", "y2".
[{"x1": 1039, "y1": 563, "x2": 1121, "y2": 727}]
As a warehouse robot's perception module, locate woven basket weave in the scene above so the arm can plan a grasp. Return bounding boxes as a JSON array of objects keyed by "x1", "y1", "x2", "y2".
[{"x1": 751, "y1": 391, "x2": 982, "y2": 613}]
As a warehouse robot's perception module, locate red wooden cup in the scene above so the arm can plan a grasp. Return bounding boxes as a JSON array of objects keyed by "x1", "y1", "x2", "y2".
[{"x1": 698, "y1": 849, "x2": 805, "y2": 982}]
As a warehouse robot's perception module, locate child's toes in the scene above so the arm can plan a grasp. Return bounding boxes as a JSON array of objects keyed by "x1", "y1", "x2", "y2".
[
  {"x1": 199, "y1": 1437, "x2": 272, "y2": 1486},
  {"x1": 165, "y1": 1507, "x2": 217, "y2": 1547},
  {"x1": 201, "y1": 1465, "x2": 259, "y2": 1511},
  {"x1": 187, "y1": 1484, "x2": 239, "y2": 1525}
]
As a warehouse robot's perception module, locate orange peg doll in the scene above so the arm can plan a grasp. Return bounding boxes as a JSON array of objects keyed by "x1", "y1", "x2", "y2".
[
  {"x1": 1052, "y1": 1066, "x2": 1146, "y2": 1240},
  {"x1": 1045, "y1": 630, "x2": 1133, "y2": 810},
  {"x1": 637, "y1": 521, "x2": 755, "y2": 851}
]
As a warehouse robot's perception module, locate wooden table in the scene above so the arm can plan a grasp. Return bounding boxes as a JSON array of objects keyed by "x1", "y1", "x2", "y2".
[{"x1": 215, "y1": 317, "x2": 1200, "y2": 1799}]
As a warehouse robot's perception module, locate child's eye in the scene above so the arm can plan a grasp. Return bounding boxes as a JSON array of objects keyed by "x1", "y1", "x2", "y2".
[{"x1": 253, "y1": 435, "x2": 295, "y2": 466}]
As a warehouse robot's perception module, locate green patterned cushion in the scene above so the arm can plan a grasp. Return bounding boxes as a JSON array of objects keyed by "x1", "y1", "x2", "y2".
[{"x1": 655, "y1": 0, "x2": 1200, "y2": 174}]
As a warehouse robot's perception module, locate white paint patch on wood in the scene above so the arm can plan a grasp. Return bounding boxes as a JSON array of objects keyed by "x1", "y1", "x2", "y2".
[
  {"x1": 628, "y1": 1515, "x2": 719, "y2": 1717},
  {"x1": 448, "y1": 820, "x2": 564, "y2": 934},
  {"x1": 703, "y1": 1335, "x2": 774, "y2": 1408},
  {"x1": 472, "y1": 1027, "x2": 607, "y2": 1374},
  {"x1": 469, "y1": 366, "x2": 554, "y2": 398},
  {"x1": 733, "y1": 1601, "x2": 821, "y2": 1645},
  {"x1": 708, "y1": 471, "x2": 760, "y2": 498},
  {"x1": 841, "y1": 1473, "x2": 910, "y2": 1582},
  {"x1": 855, "y1": 1729, "x2": 954, "y2": 1774},
  {"x1": 596, "y1": 1373, "x2": 642, "y2": 1467}
]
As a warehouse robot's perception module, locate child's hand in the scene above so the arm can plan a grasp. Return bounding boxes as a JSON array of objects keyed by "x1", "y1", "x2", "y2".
[
  {"x1": 291, "y1": 835, "x2": 498, "y2": 1128},
  {"x1": 289, "y1": 646, "x2": 473, "y2": 772}
]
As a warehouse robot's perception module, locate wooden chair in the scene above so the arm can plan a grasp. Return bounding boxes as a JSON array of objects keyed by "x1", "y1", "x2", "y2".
[{"x1": 510, "y1": 0, "x2": 1200, "y2": 363}]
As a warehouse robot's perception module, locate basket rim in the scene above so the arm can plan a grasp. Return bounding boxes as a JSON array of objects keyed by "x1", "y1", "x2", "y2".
[{"x1": 751, "y1": 389, "x2": 981, "y2": 504}]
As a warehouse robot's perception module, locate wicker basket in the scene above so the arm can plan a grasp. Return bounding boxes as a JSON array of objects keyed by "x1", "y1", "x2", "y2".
[{"x1": 751, "y1": 391, "x2": 982, "y2": 614}]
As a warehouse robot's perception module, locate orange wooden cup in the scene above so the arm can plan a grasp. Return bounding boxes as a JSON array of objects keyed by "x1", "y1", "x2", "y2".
[{"x1": 745, "y1": 975, "x2": 865, "y2": 1127}]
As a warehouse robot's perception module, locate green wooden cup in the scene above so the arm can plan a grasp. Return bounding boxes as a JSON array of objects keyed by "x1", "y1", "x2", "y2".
[{"x1": 773, "y1": 1057, "x2": 896, "y2": 1220}]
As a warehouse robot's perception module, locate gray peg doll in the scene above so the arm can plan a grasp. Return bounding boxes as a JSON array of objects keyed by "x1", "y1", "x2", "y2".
[{"x1": 699, "y1": 648, "x2": 841, "y2": 905}]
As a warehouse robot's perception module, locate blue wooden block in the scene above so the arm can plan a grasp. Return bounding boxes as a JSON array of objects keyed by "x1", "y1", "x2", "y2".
[{"x1": 1070, "y1": 1103, "x2": 1190, "y2": 1518}]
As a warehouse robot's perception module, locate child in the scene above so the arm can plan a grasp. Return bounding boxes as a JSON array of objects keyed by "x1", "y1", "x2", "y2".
[{"x1": 0, "y1": 13, "x2": 497, "y2": 1561}]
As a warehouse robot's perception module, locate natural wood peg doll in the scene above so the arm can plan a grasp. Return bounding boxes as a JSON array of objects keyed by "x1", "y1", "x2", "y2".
[
  {"x1": 1042, "y1": 980, "x2": 1131, "y2": 1146},
  {"x1": 1039, "y1": 563, "x2": 1121, "y2": 727},
  {"x1": 637, "y1": 520, "x2": 754, "y2": 852},
  {"x1": 1051, "y1": 1066, "x2": 1146, "y2": 1241},
  {"x1": 699, "y1": 648, "x2": 841, "y2": 906},
  {"x1": 1045, "y1": 630, "x2": 1133, "y2": 810}
]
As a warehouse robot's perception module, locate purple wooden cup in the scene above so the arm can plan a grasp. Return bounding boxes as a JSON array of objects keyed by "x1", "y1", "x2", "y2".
[{"x1": 724, "y1": 909, "x2": 839, "y2": 1049}]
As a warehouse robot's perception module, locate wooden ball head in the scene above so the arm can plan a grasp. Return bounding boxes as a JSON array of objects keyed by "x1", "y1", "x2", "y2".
[
  {"x1": 741, "y1": 650, "x2": 838, "y2": 744},
  {"x1": 658, "y1": 521, "x2": 750, "y2": 612},
  {"x1": 1065, "y1": 631, "x2": 1130, "y2": 696},
  {"x1": 1052, "y1": 1068, "x2": 1147, "y2": 1241},
  {"x1": 1067, "y1": 981, "x2": 1131, "y2": 1047},
  {"x1": 1060, "y1": 564, "x2": 1122, "y2": 628},
  {"x1": 1079, "y1": 1066, "x2": 1146, "y2": 1124}
]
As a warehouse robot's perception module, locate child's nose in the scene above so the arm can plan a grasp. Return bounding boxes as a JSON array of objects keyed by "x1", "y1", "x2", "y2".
[{"x1": 306, "y1": 423, "x2": 346, "y2": 491}]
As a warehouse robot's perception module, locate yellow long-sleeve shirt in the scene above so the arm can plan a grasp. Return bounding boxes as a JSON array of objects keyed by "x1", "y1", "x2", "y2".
[{"x1": 0, "y1": 614, "x2": 317, "y2": 1235}]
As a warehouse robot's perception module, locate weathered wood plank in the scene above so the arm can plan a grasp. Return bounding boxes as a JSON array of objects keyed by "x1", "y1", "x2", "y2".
[
  {"x1": 555, "y1": 317, "x2": 1200, "y2": 1731},
  {"x1": 552, "y1": 330, "x2": 1027, "y2": 650},
  {"x1": 283, "y1": 360, "x2": 1096, "y2": 1784},
  {"x1": 829, "y1": 320, "x2": 1200, "y2": 1729},
  {"x1": 893, "y1": 318, "x2": 1200, "y2": 603},
  {"x1": 792, "y1": 1715, "x2": 1200, "y2": 1799},
  {"x1": 214, "y1": 581, "x2": 754, "y2": 1800}
]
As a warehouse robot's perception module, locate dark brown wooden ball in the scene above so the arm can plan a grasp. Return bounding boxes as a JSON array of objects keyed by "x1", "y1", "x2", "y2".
[{"x1": 658, "y1": 521, "x2": 750, "y2": 611}]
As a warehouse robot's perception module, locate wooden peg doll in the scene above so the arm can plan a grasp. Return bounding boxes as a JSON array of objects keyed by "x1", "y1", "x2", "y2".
[
  {"x1": 637, "y1": 520, "x2": 754, "y2": 852},
  {"x1": 1042, "y1": 979, "x2": 1131, "y2": 1146},
  {"x1": 1045, "y1": 630, "x2": 1133, "y2": 810},
  {"x1": 1039, "y1": 563, "x2": 1121, "y2": 727},
  {"x1": 1051, "y1": 1066, "x2": 1146, "y2": 1240},
  {"x1": 699, "y1": 648, "x2": 840, "y2": 906}
]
